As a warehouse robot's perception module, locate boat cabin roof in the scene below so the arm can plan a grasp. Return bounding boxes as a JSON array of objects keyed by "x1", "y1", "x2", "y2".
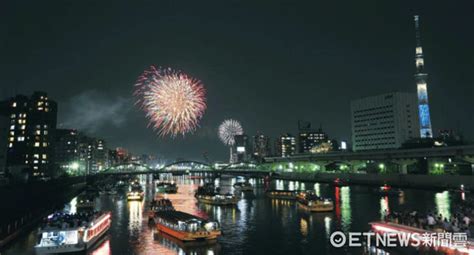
[{"x1": 155, "y1": 210, "x2": 208, "y2": 225}]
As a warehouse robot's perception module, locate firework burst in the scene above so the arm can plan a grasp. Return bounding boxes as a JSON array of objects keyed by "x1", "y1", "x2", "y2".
[
  {"x1": 218, "y1": 119, "x2": 243, "y2": 146},
  {"x1": 134, "y1": 66, "x2": 206, "y2": 137}
]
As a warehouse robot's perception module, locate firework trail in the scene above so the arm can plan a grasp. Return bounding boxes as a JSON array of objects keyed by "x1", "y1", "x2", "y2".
[
  {"x1": 218, "y1": 119, "x2": 243, "y2": 146},
  {"x1": 134, "y1": 66, "x2": 206, "y2": 137}
]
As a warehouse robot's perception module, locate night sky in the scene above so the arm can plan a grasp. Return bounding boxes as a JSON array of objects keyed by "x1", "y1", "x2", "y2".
[{"x1": 2, "y1": 1, "x2": 473, "y2": 161}]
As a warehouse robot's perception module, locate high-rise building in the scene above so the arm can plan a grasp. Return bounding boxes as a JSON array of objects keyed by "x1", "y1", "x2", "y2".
[
  {"x1": 3, "y1": 92, "x2": 57, "y2": 178},
  {"x1": 414, "y1": 15, "x2": 433, "y2": 138},
  {"x1": 252, "y1": 133, "x2": 271, "y2": 162},
  {"x1": 298, "y1": 127, "x2": 328, "y2": 153},
  {"x1": 77, "y1": 135, "x2": 108, "y2": 175},
  {"x1": 0, "y1": 103, "x2": 9, "y2": 173},
  {"x1": 351, "y1": 92, "x2": 420, "y2": 151},
  {"x1": 234, "y1": 134, "x2": 250, "y2": 163},
  {"x1": 276, "y1": 133, "x2": 296, "y2": 157},
  {"x1": 54, "y1": 129, "x2": 80, "y2": 175}
]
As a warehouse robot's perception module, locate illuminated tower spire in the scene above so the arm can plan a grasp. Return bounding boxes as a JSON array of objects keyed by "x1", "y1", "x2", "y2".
[{"x1": 414, "y1": 15, "x2": 433, "y2": 138}]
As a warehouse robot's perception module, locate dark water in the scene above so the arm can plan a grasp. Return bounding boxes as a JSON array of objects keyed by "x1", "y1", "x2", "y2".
[{"x1": 1, "y1": 174, "x2": 462, "y2": 255}]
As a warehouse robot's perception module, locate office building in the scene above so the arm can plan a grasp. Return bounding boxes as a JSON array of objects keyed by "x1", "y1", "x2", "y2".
[
  {"x1": 234, "y1": 134, "x2": 250, "y2": 163},
  {"x1": 0, "y1": 103, "x2": 8, "y2": 173},
  {"x1": 276, "y1": 133, "x2": 296, "y2": 157},
  {"x1": 351, "y1": 92, "x2": 420, "y2": 151},
  {"x1": 54, "y1": 129, "x2": 80, "y2": 175},
  {"x1": 252, "y1": 133, "x2": 271, "y2": 162},
  {"x1": 298, "y1": 127, "x2": 328, "y2": 153}
]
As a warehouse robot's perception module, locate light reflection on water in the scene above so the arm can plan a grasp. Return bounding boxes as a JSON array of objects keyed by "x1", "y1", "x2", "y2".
[
  {"x1": 2, "y1": 175, "x2": 468, "y2": 255},
  {"x1": 435, "y1": 190, "x2": 451, "y2": 219}
]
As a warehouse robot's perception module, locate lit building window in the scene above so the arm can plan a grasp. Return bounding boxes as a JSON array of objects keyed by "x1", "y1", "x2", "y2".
[
  {"x1": 33, "y1": 160, "x2": 38, "y2": 164},
  {"x1": 33, "y1": 154, "x2": 39, "y2": 159},
  {"x1": 10, "y1": 125, "x2": 15, "y2": 130},
  {"x1": 10, "y1": 114, "x2": 15, "y2": 118},
  {"x1": 43, "y1": 142, "x2": 48, "y2": 147},
  {"x1": 416, "y1": 47, "x2": 422, "y2": 54},
  {"x1": 34, "y1": 142, "x2": 40, "y2": 147},
  {"x1": 21, "y1": 125, "x2": 26, "y2": 130},
  {"x1": 9, "y1": 131, "x2": 14, "y2": 136},
  {"x1": 42, "y1": 154, "x2": 47, "y2": 159},
  {"x1": 35, "y1": 130, "x2": 41, "y2": 135},
  {"x1": 44, "y1": 130, "x2": 48, "y2": 135},
  {"x1": 17, "y1": 136, "x2": 25, "y2": 141},
  {"x1": 8, "y1": 143, "x2": 13, "y2": 148}
]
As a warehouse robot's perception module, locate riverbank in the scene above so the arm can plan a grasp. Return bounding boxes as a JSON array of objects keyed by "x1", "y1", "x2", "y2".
[
  {"x1": 0, "y1": 177, "x2": 86, "y2": 249},
  {"x1": 275, "y1": 172, "x2": 474, "y2": 190}
]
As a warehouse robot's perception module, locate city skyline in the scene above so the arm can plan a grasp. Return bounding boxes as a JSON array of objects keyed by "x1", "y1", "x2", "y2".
[{"x1": 2, "y1": 1, "x2": 473, "y2": 160}]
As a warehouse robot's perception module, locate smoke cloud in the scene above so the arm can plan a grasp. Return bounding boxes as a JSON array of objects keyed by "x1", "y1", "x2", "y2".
[{"x1": 60, "y1": 90, "x2": 132, "y2": 133}]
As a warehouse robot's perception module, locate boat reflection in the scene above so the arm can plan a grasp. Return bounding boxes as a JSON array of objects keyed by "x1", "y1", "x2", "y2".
[
  {"x1": 88, "y1": 237, "x2": 111, "y2": 255},
  {"x1": 154, "y1": 231, "x2": 221, "y2": 254},
  {"x1": 128, "y1": 200, "x2": 143, "y2": 239}
]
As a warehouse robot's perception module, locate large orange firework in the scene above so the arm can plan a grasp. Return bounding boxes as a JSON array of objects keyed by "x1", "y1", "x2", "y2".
[{"x1": 134, "y1": 66, "x2": 206, "y2": 137}]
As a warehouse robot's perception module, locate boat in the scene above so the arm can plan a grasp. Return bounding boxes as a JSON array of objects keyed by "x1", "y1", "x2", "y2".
[
  {"x1": 156, "y1": 181, "x2": 178, "y2": 194},
  {"x1": 148, "y1": 198, "x2": 175, "y2": 222},
  {"x1": 34, "y1": 211, "x2": 111, "y2": 254},
  {"x1": 370, "y1": 221, "x2": 474, "y2": 254},
  {"x1": 296, "y1": 191, "x2": 334, "y2": 212},
  {"x1": 265, "y1": 189, "x2": 297, "y2": 200},
  {"x1": 151, "y1": 198, "x2": 221, "y2": 242},
  {"x1": 195, "y1": 184, "x2": 239, "y2": 205},
  {"x1": 233, "y1": 181, "x2": 253, "y2": 191},
  {"x1": 76, "y1": 193, "x2": 95, "y2": 211},
  {"x1": 333, "y1": 178, "x2": 348, "y2": 187},
  {"x1": 127, "y1": 181, "x2": 144, "y2": 201},
  {"x1": 376, "y1": 184, "x2": 403, "y2": 197}
]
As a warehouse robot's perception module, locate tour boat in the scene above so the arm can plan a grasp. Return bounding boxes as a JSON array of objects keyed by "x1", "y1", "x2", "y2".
[
  {"x1": 233, "y1": 181, "x2": 253, "y2": 191},
  {"x1": 333, "y1": 178, "x2": 348, "y2": 187},
  {"x1": 296, "y1": 191, "x2": 334, "y2": 212},
  {"x1": 156, "y1": 181, "x2": 178, "y2": 194},
  {"x1": 127, "y1": 182, "x2": 144, "y2": 201},
  {"x1": 266, "y1": 189, "x2": 297, "y2": 199},
  {"x1": 370, "y1": 221, "x2": 474, "y2": 254},
  {"x1": 195, "y1": 184, "x2": 239, "y2": 205},
  {"x1": 35, "y1": 211, "x2": 111, "y2": 254},
  {"x1": 76, "y1": 193, "x2": 95, "y2": 210},
  {"x1": 376, "y1": 184, "x2": 403, "y2": 197},
  {"x1": 151, "y1": 198, "x2": 221, "y2": 242}
]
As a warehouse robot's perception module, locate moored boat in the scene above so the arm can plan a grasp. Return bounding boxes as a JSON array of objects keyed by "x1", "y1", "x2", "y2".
[
  {"x1": 127, "y1": 181, "x2": 144, "y2": 201},
  {"x1": 370, "y1": 221, "x2": 474, "y2": 254},
  {"x1": 233, "y1": 181, "x2": 253, "y2": 191},
  {"x1": 376, "y1": 184, "x2": 403, "y2": 197},
  {"x1": 296, "y1": 191, "x2": 334, "y2": 212},
  {"x1": 34, "y1": 211, "x2": 111, "y2": 254},
  {"x1": 76, "y1": 193, "x2": 95, "y2": 211},
  {"x1": 265, "y1": 189, "x2": 297, "y2": 200},
  {"x1": 195, "y1": 184, "x2": 239, "y2": 205},
  {"x1": 156, "y1": 181, "x2": 178, "y2": 194}
]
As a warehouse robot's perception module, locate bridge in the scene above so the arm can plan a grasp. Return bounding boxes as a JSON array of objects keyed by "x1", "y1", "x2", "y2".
[
  {"x1": 98, "y1": 161, "x2": 262, "y2": 176},
  {"x1": 264, "y1": 145, "x2": 474, "y2": 174},
  {"x1": 95, "y1": 145, "x2": 474, "y2": 176}
]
